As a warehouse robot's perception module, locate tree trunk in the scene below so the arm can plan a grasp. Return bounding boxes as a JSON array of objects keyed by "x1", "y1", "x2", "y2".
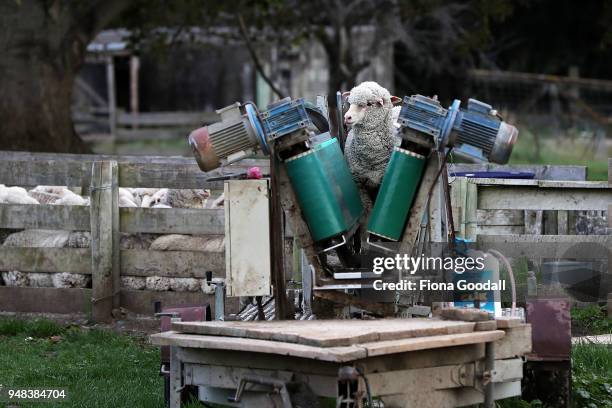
[
  {"x1": 0, "y1": 56, "x2": 89, "y2": 153},
  {"x1": 0, "y1": 1, "x2": 131, "y2": 153}
]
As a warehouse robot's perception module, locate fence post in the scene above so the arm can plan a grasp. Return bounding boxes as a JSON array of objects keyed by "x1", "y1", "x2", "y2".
[{"x1": 90, "y1": 160, "x2": 119, "y2": 322}]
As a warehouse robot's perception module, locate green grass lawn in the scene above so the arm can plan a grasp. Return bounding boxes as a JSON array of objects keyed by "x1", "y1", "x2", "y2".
[
  {"x1": 2, "y1": 317, "x2": 611, "y2": 408},
  {"x1": 0, "y1": 318, "x2": 165, "y2": 408},
  {"x1": 508, "y1": 128, "x2": 610, "y2": 181}
]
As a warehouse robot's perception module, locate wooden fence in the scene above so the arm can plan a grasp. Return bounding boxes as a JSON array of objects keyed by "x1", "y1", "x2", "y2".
[
  {"x1": 451, "y1": 176, "x2": 612, "y2": 261},
  {"x1": 0, "y1": 151, "x2": 269, "y2": 321},
  {"x1": 0, "y1": 151, "x2": 609, "y2": 319}
]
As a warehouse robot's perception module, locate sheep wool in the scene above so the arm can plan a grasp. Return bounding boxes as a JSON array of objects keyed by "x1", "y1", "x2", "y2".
[
  {"x1": 121, "y1": 276, "x2": 147, "y2": 290},
  {"x1": 51, "y1": 273, "x2": 91, "y2": 289},
  {"x1": 344, "y1": 81, "x2": 400, "y2": 202},
  {"x1": 146, "y1": 276, "x2": 172, "y2": 291}
]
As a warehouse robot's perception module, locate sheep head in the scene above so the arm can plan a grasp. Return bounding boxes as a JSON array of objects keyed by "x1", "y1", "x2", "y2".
[{"x1": 342, "y1": 81, "x2": 401, "y2": 128}]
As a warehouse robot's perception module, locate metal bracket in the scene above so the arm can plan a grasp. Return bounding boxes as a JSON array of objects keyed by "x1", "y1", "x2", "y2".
[{"x1": 228, "y1": 374, "x2": 293, "y2": 408}]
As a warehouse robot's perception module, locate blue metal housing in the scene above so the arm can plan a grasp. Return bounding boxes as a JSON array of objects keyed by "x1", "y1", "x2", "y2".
[
  {"x1": 452, "y1": 99, "x2": 502, "y2": 160},
  {"x1": 260, "y1": 98, "x2": 312, "y2": 140},
  {"x1": 397, "y1": 95, "x2": 516, "y2": 163}
]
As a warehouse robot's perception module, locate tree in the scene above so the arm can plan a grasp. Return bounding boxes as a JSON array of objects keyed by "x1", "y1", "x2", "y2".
[
  {"x1": 122, "y1": 0, "x2": 510, "y2": 133},
  {"x1": 0, "y1": 0, "x2": 135, "y2": 153}
]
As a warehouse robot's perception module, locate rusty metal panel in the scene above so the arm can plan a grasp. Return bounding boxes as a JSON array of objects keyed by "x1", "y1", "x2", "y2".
[
  {"x1": 526, "y1": 298, "x2": 571, "y2": 361},
  {"x1": 225, "y1": 180, "x2": 271, "y2": 297},
  {"x1": 160, "y1": 306, "x2": 208, "y2": 364}
]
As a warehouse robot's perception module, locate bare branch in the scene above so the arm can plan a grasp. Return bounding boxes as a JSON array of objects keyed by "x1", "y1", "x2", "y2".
[{"x1": 237, "y1": 13, "x2": 286, "y2": 99}]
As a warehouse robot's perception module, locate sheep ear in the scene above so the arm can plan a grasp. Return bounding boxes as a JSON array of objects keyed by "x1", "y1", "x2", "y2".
[
  {"x1": 376, "y1": 98, "x2": 384, "y2": 106},
  {"x1": 342, "y1": 92, "x2": 350, "y2": 101},
  {"x1": 391, "y1": 96, "x2": 402, "y2": 105}
]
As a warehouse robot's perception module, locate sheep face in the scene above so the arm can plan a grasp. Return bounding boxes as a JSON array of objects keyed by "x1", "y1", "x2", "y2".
[
  {"x1": 344, "y1": 101, "x2": 380, "y2": 126},
  {"x1": 343, "y1": 82, "x2": 401, "y2": 129}
]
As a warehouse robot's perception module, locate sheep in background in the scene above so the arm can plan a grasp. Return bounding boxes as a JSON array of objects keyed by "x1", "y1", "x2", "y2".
[
  {"x1": 343, "y1": 81, "x2": 401, "y2": 209},
  {"x1": 208, "y1": 193, "x2": 224, "y2": 209},
  {"x1": 28, "y1": 186, "x2": 88, "y2": 206},
  {"x1": 140, "y1": 188, "x2": 211, "y2": 208},
  {"x1": 119, "y1": 188, "x2": 139, "y2": 207},
  {"x1": 0, "y1": 185, "x2": 39, "y2": 205},
  {"x1": 53, "y1": 190, "x2": 88, "y2": 206}
]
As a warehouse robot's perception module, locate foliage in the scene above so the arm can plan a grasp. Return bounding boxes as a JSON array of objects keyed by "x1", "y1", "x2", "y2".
[
  {"x1": 497, "y1": 397, "x2": 543, "y2": 407},
  {"x1": 571, "y1": 305, "x2": 612, "y2": 336},
  {"x1": 0, "y1": 318, "x2": 164, "y2": 408},
  {"x1": 0, "y1": 318, "x2": 66, "y2": 338},
  {"x1": 572, "y1": 344, "x2": 612, "y2": 407},
  {"x1": 508, "y1": 128, "x2": 609, "y2": 181},
  {"x1": 117, "y1": 0, "x2": 514, "y2": 97}
]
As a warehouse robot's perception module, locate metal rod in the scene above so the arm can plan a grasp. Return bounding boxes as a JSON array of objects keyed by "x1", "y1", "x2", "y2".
[
  {"x1": 484, "y1": 341, "x2": 495, "y2": 408},
  {"x1": 269, "y1": 150, "x2": 288, "y2": 319}
]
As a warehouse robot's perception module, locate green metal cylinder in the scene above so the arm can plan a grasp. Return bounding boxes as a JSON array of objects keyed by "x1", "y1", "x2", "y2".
[
  {"x1": 285, "y1": 138, "x2": 363, "y2": 242},
  {"x1": 367, "y1": 148, "x2": 426, "y2": 241}
]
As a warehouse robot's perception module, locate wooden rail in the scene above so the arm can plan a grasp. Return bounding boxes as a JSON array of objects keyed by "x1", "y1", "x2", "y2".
[{"x1": 451, "y1": 176, "x2": 612, "y2": 260}]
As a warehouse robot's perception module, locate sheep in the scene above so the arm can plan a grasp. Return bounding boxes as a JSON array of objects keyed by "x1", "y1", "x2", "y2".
[
  {"x1": 139, "y1": 188, "x2": 211, "y2": 209},
  {"x1": 53, "y1": 190, "x2": 89, "y2": 206},
  {"x1": 29, "y1": 186, "x2": 88, "y2": 206},
  {"x1": 145, "y1": 276, "x2": 172, "y2": 291},
  {"x1": 121, "y1": 276, "x2": 146, "y2": 290},
  {"x1": 149, "y1": 234, "x2": 224, "y2": 252},
  {"x1": 342, "y1": 81, "x2": 401, "y2": 208},
  {"x1": 119, "y1": 188, "x2": 139, "y2": 207},
  {"x1": 0, "y1": 185, "x2": 39, "y2": 205}
]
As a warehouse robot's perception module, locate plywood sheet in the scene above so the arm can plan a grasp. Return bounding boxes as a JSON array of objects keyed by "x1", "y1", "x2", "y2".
[
  {"x1": 172, "y1": 318, "x2": 476, "y2": 347},
  {"x1": 150, "y1": 329, "x2": 504, "y2": 362},
  {"x1": 150, "y1": 331, "x2": 366, "y2": 363}
]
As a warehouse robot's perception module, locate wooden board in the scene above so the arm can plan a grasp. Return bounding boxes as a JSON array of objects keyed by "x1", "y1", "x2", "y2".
[
  {"x1": 150, "y1": 329, "x2": 504, "y2": 363},
  {"x1": 361, "y1": 330, "x2": 505, "y2": 357},
  {"x1": 0, "y1": 150, "x2": 269, "y2": 189},
  {"x1": 0, "y1": 203, "x2": 90, "y2": 230},
  {"x1": 0, "y1": 286, "x2": 91, "y2": 314},
  {"x1": 121, "y1": 249, "x2": 224, "y2": 278},
  {"x1": 477, "y1": 184, "x2": 611, "y2": 211},
  {"x1": 476, "y1": 209, "x2": 524, "y2": 226},
  {"x1": 120, "y1": 207, "x2": 224, "y2": 234},
  {"x1": 151, "y1": 331, "x2": 366, "y2": 363},
  {"x1": 172, "y1": 318, "x2": 477, "y2": 348},
  {"x1": 0, "y1": 247, "x2": 90, "y2": 274},
  {"x1": 477, "y1": 235, "x2": 611, "y2": 260}
]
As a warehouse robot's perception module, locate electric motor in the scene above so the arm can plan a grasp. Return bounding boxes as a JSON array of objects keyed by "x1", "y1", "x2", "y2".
[
  {"x1": 189, "y1": 102, "x2": 267, "y2": 172},
  {"x1": 397, "y1": 95, "x2": 518, "y2": 164}
]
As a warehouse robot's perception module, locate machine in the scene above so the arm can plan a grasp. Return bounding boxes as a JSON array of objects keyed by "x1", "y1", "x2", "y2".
[
  {"x1": 367, "y1": 95, "x2": 518, "y2": 246},
  {"x1": 190, "y1": 98, "x2": 363, "y2": 255},
  {"x1": 188, "y1": 93, "x2": 518, "y2": 310}
]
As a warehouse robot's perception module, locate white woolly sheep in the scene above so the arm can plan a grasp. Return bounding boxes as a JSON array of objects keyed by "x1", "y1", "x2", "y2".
[
  {"x1": 29, "y1": 186, "x2": 88, "y2": 206},
  {"x1": 146, "y1": 276, "x2": 172, "y2": 291},
  {"x1": 343, "y1": 81, "x2": 401, "y2": 208},
  {"x1": 0, "y1": 185, "x2": 39, "y2": 205}
]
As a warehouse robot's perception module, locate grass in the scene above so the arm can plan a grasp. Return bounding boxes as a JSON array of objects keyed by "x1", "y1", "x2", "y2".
[
  {"x1": 572, "y1": 344, "x2": 612, "y2": 407},
  {"x1": 0, "y1": 318, "x2": 164, "y2": 408},
  {"x1": 571, "y1": 305, "x2": 612, "y2": 336},
  {"x1": 507, "y1": 127, "x2": 610, "y2": 181},
  {"x1": 1, "y1": 317, "x2": 611, "y2": 408},
  {"x1": 498, "y1": 344, "x2": 612, "y2": 408}
]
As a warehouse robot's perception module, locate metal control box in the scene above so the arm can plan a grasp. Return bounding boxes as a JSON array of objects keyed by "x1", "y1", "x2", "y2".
[{"x1": 224, "y1": 179, "x2": 271, "y2": 297}]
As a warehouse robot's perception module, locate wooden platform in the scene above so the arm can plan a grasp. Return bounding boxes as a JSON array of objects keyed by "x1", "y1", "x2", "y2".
[
  {"x1": 171, "y1": 318, "x2": 478, "y2": 347},
  {"x1": 151, "y1": 329, "x2": 505, "y2": 363},
  {"x1": 151, "y1": 319, "x2": 531, "y2": 407}
]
